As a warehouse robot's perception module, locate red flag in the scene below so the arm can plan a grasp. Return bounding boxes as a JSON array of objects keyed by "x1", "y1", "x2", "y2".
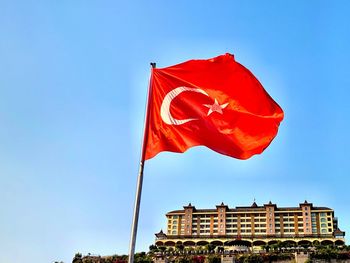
[{"x1": 143, "y1": 53, "x2": 284, "y2": 160}]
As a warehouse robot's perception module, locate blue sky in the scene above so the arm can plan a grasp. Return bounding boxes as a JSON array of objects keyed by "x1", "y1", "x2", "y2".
[{"x1": 1, "y1": 1, "x2": 349, "y2": 262}]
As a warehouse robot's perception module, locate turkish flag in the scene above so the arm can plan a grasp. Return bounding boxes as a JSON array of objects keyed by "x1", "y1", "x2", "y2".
[{"x1": 143, "y1": 53, "x2": 284, "y2": 160}]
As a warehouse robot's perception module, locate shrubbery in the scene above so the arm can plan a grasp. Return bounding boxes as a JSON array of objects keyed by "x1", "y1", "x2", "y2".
[
  {"x1": 74, "y1": 244, "x2": 350, "y2": 263},
  {"x1": 206, "y1": 255, "x2": 220, "y2": 263},
  {"x1": 311, "y1": 246, "x2": 350, "y2": 260},
  {"x1": 237, "y1": 254, "x2": 264, "y2": 263}
]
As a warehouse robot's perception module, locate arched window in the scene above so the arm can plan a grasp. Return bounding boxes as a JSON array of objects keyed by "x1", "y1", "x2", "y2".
[{"x1": 321, "y1": 218, "x2": 326, "y2": 222}]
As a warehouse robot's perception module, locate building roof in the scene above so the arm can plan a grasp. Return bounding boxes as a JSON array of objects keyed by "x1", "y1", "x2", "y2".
[
  {"x1": 155, "y1": 229, "x2": 167, "y2": 238},
  {"x1": 166, "y1": 203, "x2": 333, "y2": 215},
  {"x1": 334, "y1": 228, "x2": 346, "y2": 236}
]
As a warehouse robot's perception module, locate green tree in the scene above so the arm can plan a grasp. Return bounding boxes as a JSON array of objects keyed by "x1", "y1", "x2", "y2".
[
  {"x1": 176, "y1": 244, "x2": 185, "y2": 251},
  {"x1": 149, "y1": 244, "x2": 158, "y2": 252},
  {"x1": 134, "y1": 252, "x2": 152, "y2": 263},
  {"x1": 158, "y1": 246, "x2": 167, "y2": 252},
  {"x1": 261, "y1": 244, "x2": 270, "y2": 252},
  {"x1": 72, "y1": 253, "x2": 82, "y2": 263},
  {"x1": 205, "y1": 244, "x2": 216, "y2": 252}
]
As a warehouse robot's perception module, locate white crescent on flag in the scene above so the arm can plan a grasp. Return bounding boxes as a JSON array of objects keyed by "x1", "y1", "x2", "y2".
[{"x1": 160, "y1": 86, "x2": 209, "y2": 125}]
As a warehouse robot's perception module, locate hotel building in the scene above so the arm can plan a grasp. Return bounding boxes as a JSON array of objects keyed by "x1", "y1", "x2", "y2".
[{"x1": 155, "y1": 201, "x2": 345, "y2": 249}]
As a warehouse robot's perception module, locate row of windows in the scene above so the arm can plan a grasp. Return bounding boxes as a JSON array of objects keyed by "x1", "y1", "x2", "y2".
[
  {"x1": 170, "y1": 228, "x2": 333, "y2": 235},
  {"x1": 170, "y1": 221, "x2": 332, "y2": 229},
  {"x1": 170, "y1": 227, "x2": 332, "y2": 234},
  {"x1": 170, "y1": 213, "x2": 332, "y2": 222},
  {"x1": 169, "y1": 215, "x2": 333, "y2": 227},
  {"x1": 170, "y1": 212, "x2": 331, "y2": 219}
]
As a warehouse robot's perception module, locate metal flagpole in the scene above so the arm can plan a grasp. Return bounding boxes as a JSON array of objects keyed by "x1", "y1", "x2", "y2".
[{"x1": 128, "y1": 62, "x2": 156, "y2": 263}]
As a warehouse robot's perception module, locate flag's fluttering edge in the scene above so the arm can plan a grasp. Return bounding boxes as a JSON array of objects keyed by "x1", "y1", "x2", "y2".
[{"x1": 144, "y1": 53, "x2": 284, "y2": 160}]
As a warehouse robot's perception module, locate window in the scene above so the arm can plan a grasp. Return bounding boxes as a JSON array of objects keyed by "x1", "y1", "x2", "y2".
[
  {"x1": 321, "y1": 223, "x2": 327, "y2": 227},
  {"x1": 321, "y1": 218, "x2": 326, "y2": 222}
]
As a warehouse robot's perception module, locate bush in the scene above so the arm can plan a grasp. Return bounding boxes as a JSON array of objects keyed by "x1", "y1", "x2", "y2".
[
  {"x1": 264, "y1": 253, "x2": 293, "y2": 261},
  {"x1": 206, "y1": 255, "x2": 220, "y2": 263},
  {"x1": 312, "y1": 246, "x2": 338, "y2": 260},
  {"x1": 191, "y1": 256, "x2": 205, "y2": 263},
  {"x1": 237, "y1": 254, "x2": 263, "y2": 263},
  {"x1": 175, "y1": 256, "x2": 191, "y2": 263},
  {"x1": 134, "y1": 252, "x2": 152, "y2": 263}
]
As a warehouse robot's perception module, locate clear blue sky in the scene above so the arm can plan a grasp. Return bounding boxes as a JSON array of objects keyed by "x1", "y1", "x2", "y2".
[{"x1": 1, "y1": 1, "x2": 349, "y2": 262}]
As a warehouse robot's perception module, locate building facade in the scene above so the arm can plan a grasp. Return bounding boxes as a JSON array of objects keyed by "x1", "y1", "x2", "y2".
[{"x1": 155, "y1": 201, "x2": 345, "y2": 249}]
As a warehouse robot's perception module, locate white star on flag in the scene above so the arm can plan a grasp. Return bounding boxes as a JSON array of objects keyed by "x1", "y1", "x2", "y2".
[{"x1": 204, "y1": 99, "x2": 229, "y2": 116}]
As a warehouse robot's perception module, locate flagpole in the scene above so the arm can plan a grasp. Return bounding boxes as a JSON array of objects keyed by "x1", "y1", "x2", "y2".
[{"x1": 128, "y1": 62, "x2": 156, "y2": 263}]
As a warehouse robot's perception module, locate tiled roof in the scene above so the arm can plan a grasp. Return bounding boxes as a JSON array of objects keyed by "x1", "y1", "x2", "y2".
[{"x1": 166, "y1": 205, "x2": 333, "y2": 215}]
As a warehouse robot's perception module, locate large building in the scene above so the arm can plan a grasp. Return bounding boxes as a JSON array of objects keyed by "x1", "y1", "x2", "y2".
[{"x1": 155, "y1": 201, "x2": 345, "y2": 249}]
